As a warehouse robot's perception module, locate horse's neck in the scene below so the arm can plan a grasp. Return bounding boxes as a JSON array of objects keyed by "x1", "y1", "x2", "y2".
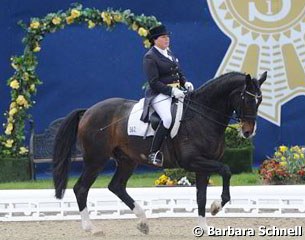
[
  {"x1": 196, "y1": 75, "x2": 243, "y2": 101},
  {"x1": 194, "y1": 75, "x2": 244, "y2": 109},
  {"x1": 187, "y1": 76, "x2": 244, "y2": 132}
]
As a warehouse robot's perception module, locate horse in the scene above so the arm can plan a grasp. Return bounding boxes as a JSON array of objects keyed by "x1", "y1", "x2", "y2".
[{"x1": 53, "y1": 71, "x2": 267, "y2": 235}]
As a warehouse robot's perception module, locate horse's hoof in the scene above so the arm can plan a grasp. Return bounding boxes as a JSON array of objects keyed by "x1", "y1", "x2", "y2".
[
  {"x1": 210, "y1": 200, "x2": 222, "y2": 216},
  {"x1": 82, "y1": 221, "x2": 94, "y2": 232},
  {"x1": 137, "y1": 222, "x2": 149, "y2": 234}
]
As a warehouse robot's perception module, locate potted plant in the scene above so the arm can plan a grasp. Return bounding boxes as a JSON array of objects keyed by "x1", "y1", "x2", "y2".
[
  {"x1": 221, "y1": 124, "x2": 254, "y2": 174},
  {"x1": 0, "y1": 136, "x2": 31, "y2": 183},
  {"x1": 259, "y1": 145, "x2": 305, "y2": 184}
]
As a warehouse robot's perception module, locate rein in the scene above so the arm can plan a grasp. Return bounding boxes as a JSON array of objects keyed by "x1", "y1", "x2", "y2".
[
  {"x1": 180, "y1": 96, "x2": 238, "y2": 130},
  {"x1": 181, "y1": 88, "x2": 261, "y2": 129},
  {"x1": 98, "y1": 88, "x2": 261, "y2": 132}
]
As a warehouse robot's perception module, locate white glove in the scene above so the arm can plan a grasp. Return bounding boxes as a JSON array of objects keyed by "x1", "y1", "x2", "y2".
[
  {"x1": 184, "y1": 82, "x2": 194, "y2": 92},
  {"x1": 171, "y1": 87, "x2": 185, "y2": 99}
]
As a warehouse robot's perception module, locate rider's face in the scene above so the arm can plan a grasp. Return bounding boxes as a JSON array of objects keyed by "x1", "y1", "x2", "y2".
[{"x1": 154, "y1": 35, "x2": 170, "y2": 49}]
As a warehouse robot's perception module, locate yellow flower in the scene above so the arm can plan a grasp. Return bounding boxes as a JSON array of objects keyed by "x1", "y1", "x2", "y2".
[
  {"x1": 143, "y1": 39, "x2": 151, "y2": 48},
  {"x1": 16, "y1": 95, "x2": 28, "y2": 107},
  {"x1": 4, "y1": 139, "x2": 14, "y2": 148},
  {"x1": 88, "y1": 20, "x2": 96, "y2": 29},
  {"x1": 160, "y1": 174, "x2": 168, "y2": 180},
  {"x1": 301, "y1": 153, "x2": 304, "y2": 158},
  {"x1": 5, "y1": 123, "x2": 13, "y2": 135},
  {"x1": 113, "y1": 14, "x2": 122, "y2": 22},
  {"x1": 154, "y1": 179, "x2": 160, "y2": 185},
  {"x1": 166, "y1": 179, "x2": 174, "y2": 186},
  {"x1": 279, "y1": 145, "x2": 288, "y2": 153},
  {"x1": 131, "y1": 22, "x2": 138, "y2": 31},
  {"x1": 23, "y1": 72, "x2": 29, "y2": 81},
  {"x1": 10, "y1": 102, "x2": 17, "y2": 109},
  {"x1": 159, "y1": 174, "x2": 169, "y2": 184},
  {"x1": 295, "y1": 146, "x2": 303, "y2": 153},
  {"x1": 52, "y1": 17, "x2": 61, "y2": 25},
  {"x1": 23, "y1": 100, "x2": 30, "y2": 108},
  {"x1": 274, "y1": 151, "x2": 282, "y2": 157},
  {"x1": 66, "y1": 16, "x2": 74, "y2": 24},
  {"x1": 19, "y1": 147, "x2": 29, "y2": 155},
  {"x1": 30, "y1": 84, "x2": 36, "y2": 92},
  {"x1": 30, "y1": 21, "x2": 40, "y2": 29},
  {"x1": 9, "y1": 108, "x2": 18, "y2": 116},
  {"x1": 101, "y1": 12, "x2": 112, "y2": 26},
  {"x1": 138, "y1": 27, "x2": 148, "y2": 37},
  {"x1": 280, "y1": 161, "x2": 287, "y2": 166},
  {"x1": 281, "y1": 156, "x2": 286, "y2": 161},
  {"x1": 33, "y1": 44, "x2": 41, "y2": 52},
  {"x1": 10, "y1": 80, "x2": 20, "y2": 89},
  {"x1": 71, "y1": 9, "x2": 81, "y2": 18},
  {"x1": 293, "y1": 153, "x2": 300, "y2": 160}
]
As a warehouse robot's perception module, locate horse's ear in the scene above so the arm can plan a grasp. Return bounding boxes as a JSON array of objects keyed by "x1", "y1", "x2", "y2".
[
  {"x1": 258, "y1": 71, "x2": 267, "y2": 86},
  {"x1": 245, "y1": 74, "x2": 252, "y2": 86}
]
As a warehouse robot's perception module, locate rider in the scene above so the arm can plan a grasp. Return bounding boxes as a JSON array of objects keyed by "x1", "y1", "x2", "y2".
[{"x1": 140, "y1": 24, "x2": 194, "y2": 166}]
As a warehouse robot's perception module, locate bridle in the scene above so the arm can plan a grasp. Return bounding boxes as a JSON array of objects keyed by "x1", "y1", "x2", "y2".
[
  {"x1": 236, "y1": 87, "x2": 262, "y2": 121},
  {"x1": 181, "y1": 87, "x2": 262, "y2": 128}
]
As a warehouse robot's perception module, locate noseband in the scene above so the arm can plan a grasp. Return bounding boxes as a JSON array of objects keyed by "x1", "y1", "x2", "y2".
[{"x1": 236, "y1": 89, "x2": 262, "y2": 121}]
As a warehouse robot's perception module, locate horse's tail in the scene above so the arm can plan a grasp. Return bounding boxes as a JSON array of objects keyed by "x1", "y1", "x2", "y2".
[{"x1": 53, "y1": 109, "x2": 86, "y2": 199}]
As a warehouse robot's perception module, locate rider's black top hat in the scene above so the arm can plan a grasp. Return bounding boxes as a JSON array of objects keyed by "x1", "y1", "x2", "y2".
[{"x1": 149, "y1": 25, "x2": 171, "y2": 42}]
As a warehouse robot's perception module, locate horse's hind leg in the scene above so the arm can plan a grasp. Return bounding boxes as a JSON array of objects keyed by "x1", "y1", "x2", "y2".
[
  {"x1": 73, "y1": 161, "x2": 104, "y2": 234},
  {"x1": 108, "y1": 150, "x2": 149, "y2": 234}
]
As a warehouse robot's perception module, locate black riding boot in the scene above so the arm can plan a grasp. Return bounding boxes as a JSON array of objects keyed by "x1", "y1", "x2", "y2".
[{"x1": 148, "y1": 123, "x2": 169, "y2": 167}]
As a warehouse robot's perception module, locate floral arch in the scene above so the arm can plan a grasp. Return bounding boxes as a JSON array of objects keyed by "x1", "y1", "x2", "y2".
[{"x1": 1, "y1": 3, "x2": 160, "y2": 157}]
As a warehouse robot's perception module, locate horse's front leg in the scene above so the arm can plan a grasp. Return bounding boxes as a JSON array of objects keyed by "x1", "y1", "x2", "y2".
[
  {"x1": 189, "y1": 157, "x2": 232, "y2": 215},
  {"x1": 195, "y1": 173, "x2": 209, "y2": 233},
  {"x1": 219, "y1": 164, "x2": 231, "y2": 209},
  {"x1": 208, "y1": 163, "x2": 232, "y2": 216}
]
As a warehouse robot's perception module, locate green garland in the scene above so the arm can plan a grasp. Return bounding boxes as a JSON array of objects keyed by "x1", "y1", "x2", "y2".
[{"x1": 1, "y1": 3, "x2": 160, "y2": 157}]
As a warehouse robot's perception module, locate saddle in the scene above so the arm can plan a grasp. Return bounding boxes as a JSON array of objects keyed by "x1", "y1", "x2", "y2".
[{"x1": 127, "y1": 97, "x2": 184, "y2": 138}]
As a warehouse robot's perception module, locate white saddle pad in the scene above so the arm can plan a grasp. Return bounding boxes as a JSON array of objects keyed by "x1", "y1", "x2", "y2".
[{"x1": 127, "y1": 97, "x2": 184, "y2": 138}]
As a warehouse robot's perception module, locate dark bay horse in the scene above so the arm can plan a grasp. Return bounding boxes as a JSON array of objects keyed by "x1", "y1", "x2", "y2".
[{"x1": 53, "y1": 71, "x2": 267, "y2": 234}]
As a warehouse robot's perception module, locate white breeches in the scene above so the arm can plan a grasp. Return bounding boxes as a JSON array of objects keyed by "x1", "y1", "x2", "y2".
[{"x1": 151, "y1": 94, "x2": 172, "y2": 129}]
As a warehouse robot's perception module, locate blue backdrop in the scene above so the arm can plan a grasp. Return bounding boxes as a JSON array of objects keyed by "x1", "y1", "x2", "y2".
[{"x1": 1, "y1": 0, "x2": 304, "y2": 166}]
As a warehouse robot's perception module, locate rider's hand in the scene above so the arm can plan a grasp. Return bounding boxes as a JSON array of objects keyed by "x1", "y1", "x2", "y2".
[
  {"x1": 184, "y1": 82, "x2": 194, "y2": 92},
  {"x1": 171, "y1": 87, "x2": 185, "y2": 99}
]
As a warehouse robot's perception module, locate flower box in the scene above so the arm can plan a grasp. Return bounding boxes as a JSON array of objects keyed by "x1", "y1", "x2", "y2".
[
  {"x1": 259, "y1": 145, "x2": 305, "y2": 184},
  {"x1": 0, "y1": 157, "x2": 31, "y2": 182},
  {"x1": 222, "y1": 146, "x2": 253, "y2": 174}
]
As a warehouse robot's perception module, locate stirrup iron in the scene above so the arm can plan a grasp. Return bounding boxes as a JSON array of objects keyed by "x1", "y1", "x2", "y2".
[{"x1": 149, "y1": 150, "x2": 164, "y2": 167}]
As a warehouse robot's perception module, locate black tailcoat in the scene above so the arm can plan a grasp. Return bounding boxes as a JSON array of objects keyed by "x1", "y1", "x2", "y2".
[{"x1": 140, "y1": 47, "x2": 187, "y2": 122}]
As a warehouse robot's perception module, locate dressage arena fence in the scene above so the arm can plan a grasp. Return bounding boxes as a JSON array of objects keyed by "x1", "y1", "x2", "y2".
[{"x1": 0, "y1": 185, "x2": 304, "y2": 221}]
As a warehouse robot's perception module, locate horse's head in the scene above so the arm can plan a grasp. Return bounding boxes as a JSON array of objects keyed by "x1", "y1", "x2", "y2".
[{"x1": 231, "y1": 72, "x2": 267, "y2": 138}]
